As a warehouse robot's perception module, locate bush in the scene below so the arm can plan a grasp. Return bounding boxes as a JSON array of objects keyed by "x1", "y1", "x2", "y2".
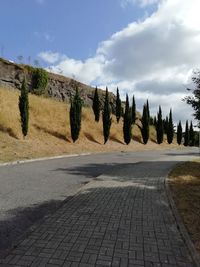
[{"x1": 32, "y1": 68, "x2": 48, "y2": 95}]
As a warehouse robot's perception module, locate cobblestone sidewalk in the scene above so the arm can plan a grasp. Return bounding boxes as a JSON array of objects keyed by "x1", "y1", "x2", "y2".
[{"x1": 0, "y1": 174, "x2": 196, "y2": 266}]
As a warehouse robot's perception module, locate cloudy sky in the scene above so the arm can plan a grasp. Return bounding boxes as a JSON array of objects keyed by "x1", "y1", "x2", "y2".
[{"x1": 1, "y1": 0, "x2": 200, "y2": 127}]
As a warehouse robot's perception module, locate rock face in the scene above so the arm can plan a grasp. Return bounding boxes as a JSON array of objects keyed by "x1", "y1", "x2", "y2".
[{"x1": 0, "y1": 58, "x2": 116, "y2": 111}]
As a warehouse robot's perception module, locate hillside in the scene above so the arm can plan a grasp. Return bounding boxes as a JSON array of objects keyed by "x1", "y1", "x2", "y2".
[
  {"x1": 0, "y1": 87, "x2": 177, "y2": 163},
  {"x1": 0, "y1": 58, "x2": 116, "y2": 110}
]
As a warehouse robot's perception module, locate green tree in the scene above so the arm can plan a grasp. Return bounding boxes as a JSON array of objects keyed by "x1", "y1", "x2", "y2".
[
  {"x1": 184, "y1": 120, "x2": 189, "y2": 146},
  {"x1": 163, "y1": 116, "x2": 168, "y2": 134},
  {"x1": 131, "y1": 95, "x2": 136, "y2": 124},
  {"x1": 189, "y1": 121, "x2": 195, "y2": 146},
  {"x1": 153, "y1": 116, "x2": 157, "y2": 127},
  {"x1": 167, "y1": 109, "x2": 174, "y2": 144},
  {"x1": 32, "y1": 68, "x2": 48, "y2": 95},
  {"x1": 146, "y1": 99, "x2": 150, "y2": 122},
  {"x1": 184, "y1": 71, "x2": 200, "y2": 127},
  {"x1": 116, "y1": 87, "x2": 121, "y2": 123},
  {"x1": 19, "y1": 79, "x2": 29, "y2": 138},
  {"x1": 140, "y1": 104, "x2": 149, "y2": 144},
  {"x1": 123, "y1": 94, "x2": 132, "y2": 145},
  {"x1": 102, "y1": 87, "x2": 112, "y2": 144},
  {"x1": 92, "y1": 87, "x2": 100, "y2": 122},
  {"x1": 156, "y1": 106, "x2": 164, "y2": 144},
  {"x1": 70, "y1": 88, "x2": 82, "y2": 143},
  {"x1": 177, "y1": 121, "x2": 182, "y2": 145}
]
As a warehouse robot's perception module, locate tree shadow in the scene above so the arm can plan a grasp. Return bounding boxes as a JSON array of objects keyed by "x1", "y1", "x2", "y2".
[
  {"x1": 0, "y1": 124, "x2": 18, "y2": 139},
  {"x1": 132, "y1": 135, "x2": 143, "y2": 144},
  {"x1": 33, "y1": 124, "x2": 71, "y2": 142},
  {"x1": 84, "y1": 132, "x2": 101, "y2": 144},
  {"x1": 0, "y1": 196, "x2": 73, "y2": 258},
  {"x1": 110, "y1": 135, "x2": 124, "y2": 145}
]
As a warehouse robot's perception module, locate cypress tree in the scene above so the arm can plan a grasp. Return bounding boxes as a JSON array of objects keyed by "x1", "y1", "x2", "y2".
[
  {"x1": 92, "y1": 87, "x2": 100, "y2": 122},
  {"x1": 184, "y1": 120, "x2": 189, "y2": 146},
  {"x1": 163, "y1": 116, "x2": 169, "y2": 134},
  {"x1": 116, "y1": 87, "x2": 121, "y2": 123},
  {"x1": 153, "y1": 116, "x2": 157, "y2": 127},
  {"x1": 146, "y1": 99, "x2": 150, "y2": 122},
  {"x1": 102, "y1": 87, "x2": 112, "y2": 144},
  {"x1": 70, "y1": 88, "x2": 82, "y2": 143},
  {"x1": 141, "y1": 104, "x2": 149, "y2": 144},
  {"x1": 177, "y1": 121, "x2": 182, "y2": 145},
  {"x1": 123, "y1": 94, "x2": 132, "y2": 145},
  {"x1": 167, "y1": 109, "x2": 174, "y2": 144},
  {"x1": 156, "y1": 106, "x2": 164, "y2": 144},
  {"x1": 19, "y1": 79, "x2": 29, "y2": 138},
  {"x1": 131, "y1": 95, "x2": 136, "y2": 124},
  {"x1": 189, "y1": 121, "x2": 195, "y2": 146}
]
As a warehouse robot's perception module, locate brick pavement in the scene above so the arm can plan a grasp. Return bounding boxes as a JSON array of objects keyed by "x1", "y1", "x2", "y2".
[{"x1": 0, "y1": 174, "x2": 196, "y2": 267}]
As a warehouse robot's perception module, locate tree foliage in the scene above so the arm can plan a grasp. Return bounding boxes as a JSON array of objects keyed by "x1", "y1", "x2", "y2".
[
  {"x1": 123, "y1": 95, "x2": 132, "y2": 145},
  {"x1": 32, "y1": 68, "x2": 48, "y2": 95},
  {"x1": 156, "y1": 106, "x2": 164, "y2": 144},
  {"x1": 189, "y1": 121, "x2": 195, "y2": 146},
  {"x1": 102, "y1": 87, "x2": 112, "y2": 144},
  {"x1": 177, "y1": 121, "x2": 182, "y2": 145},
  {"x1": 184, "y1": 120, "x2": 189, "y2": 146},
  {"x1": 167, "y1": 109, "x2": 174, "y2": 144},
  {"x1": 70, "y1": 88, "x2": 82, "y2": 143},
  {"x1": 131, "y1": 95, "x2": 136, "y2": 124},
  {"x1": 92, "y1": 87, "x2": 100, "y2": 122},
  {"x1": 19, "y1": 79, "x2": 29, "y2": 137},
  {"x1": 184, "y1": 70, "x2": 200, "y2": 127},
  {"x1": 141, "y1": 104, "x2": 149, "y2": 144},
  {"x1": 116, "y1": 87, "x2": 121, "y2": 123}
]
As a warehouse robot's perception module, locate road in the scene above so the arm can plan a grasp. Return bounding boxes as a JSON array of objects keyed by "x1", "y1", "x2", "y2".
[{"x1": 0, "y1": 147, "x2": 199, "y2": 257}]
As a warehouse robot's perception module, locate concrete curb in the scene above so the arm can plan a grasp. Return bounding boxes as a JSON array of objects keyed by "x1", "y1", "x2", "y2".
[
  {"x1": 165, "y1": 175, "x2": 200, "y2": 267},
  {"x1": 0, "y1": 152, "x2": 91, "y2": 167}
]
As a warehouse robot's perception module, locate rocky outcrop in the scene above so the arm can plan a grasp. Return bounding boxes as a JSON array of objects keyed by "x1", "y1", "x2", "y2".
[{"x1": 0, "y1": 58, "x2": 116, "y2": 110}]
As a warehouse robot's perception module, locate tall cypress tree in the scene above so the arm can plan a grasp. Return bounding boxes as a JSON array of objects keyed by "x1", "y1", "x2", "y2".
[
  {"x1": 102, "y1": 87, "x2": 112, "y2": 144},
  {"x1": 146, "y1": 99, "x2": 150, "y2": 122},
  {"x1": 70, "y1": 88, "x2": 82, "y2": 143},
  {"x1": 163, "y1": 116, "x2": 169, "y2": 134},
  {"x1": 189, "y1": 121, "x2": 195, "y2": 146},
  {"x1": 167, "y1": 109, "x2": 174, "y2": 144},
  {"x1": 177, "y1": 121, "x2": 182, "y2": 145},
  {"x1": 19, "y1": 79, "x2": 29, "y2": 138},
  {"x1": 116, "y1": 87, "x2": 121, "y2": 123},
  {"x1": 141, "y1": 104, "x2": 149, "y2": 144},
  {"x1": 123, "y1": 94, "x2": 132, "y2": 145},
  {"x1": 184, "y1": 120, "x2": 189, "y2": 146},
  {"x1": 156, "y1": 106, "x2": 164, "y2": 144},
  {"x1": 92, "y1": 87, "x2": 100, "y2": 122},
  {"x1": 131, "y1": 95, "x2": 136, "y2": 124}
]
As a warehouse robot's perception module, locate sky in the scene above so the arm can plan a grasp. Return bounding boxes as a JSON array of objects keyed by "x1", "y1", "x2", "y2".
[{"x1": 1, "y1": 0, "x2": 200, "y2": 128}]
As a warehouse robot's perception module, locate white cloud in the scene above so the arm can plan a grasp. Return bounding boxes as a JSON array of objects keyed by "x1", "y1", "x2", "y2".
[
  {"x1": 120, "y1": 0, "x2": 161, "y2": 8},
  {"x1": 39, "y1": 0, "x2": 200, "y2": 125},
  {"x1": 38, "y1": 51, "x2": 61, "y2": 64}
]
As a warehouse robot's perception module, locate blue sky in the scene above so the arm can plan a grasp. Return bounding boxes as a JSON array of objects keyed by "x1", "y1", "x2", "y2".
[
  {"x1": 1, "y1": 0, "x2": 200, "y2": 126},
  {"x1": 0, "y1": 0, "x2": 156, "y2": 62}
]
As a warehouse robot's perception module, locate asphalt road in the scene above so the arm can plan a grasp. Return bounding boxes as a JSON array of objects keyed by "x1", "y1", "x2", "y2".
[{"x1": 0, "y1": 147, "x2": 199, "y2": 253}]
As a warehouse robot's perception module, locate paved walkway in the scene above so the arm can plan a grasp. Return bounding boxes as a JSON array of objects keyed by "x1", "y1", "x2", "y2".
[{"x1": 0, "y1": 162, "x2": 196, "y2": 267}]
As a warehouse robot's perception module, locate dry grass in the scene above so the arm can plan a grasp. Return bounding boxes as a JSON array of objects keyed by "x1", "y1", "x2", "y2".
[
  {"x1": 169, "y1": 160, "x2": 200, "y2": 254},
  {"x1": 0, "y1": 86, "x2": 177, "y2": 162}
]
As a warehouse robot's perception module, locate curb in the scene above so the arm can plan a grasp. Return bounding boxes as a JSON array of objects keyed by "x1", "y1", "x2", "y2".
[
  {"x1": 165, "y1": 175, "x2": 200, "y2": 267},
  {"x1": 0, "y1": 152, "x2": 91, "y2": 167}
]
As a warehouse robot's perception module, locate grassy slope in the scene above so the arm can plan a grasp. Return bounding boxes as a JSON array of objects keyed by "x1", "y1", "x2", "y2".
[
  {"x1": 0, "y1": 87, "x2": 177, "y2": 162},
  {"x1": 169, "y1": 161, "x2": 200, "y2": 254}
]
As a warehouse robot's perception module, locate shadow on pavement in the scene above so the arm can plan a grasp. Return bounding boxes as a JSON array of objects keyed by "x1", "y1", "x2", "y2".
[{"x1": 0, "y1": 196, "x2": 73, "y2": 258}]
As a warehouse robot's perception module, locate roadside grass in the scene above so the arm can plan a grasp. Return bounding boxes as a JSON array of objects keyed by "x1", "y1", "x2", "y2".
[
  {"x1": 169, "y1": 160, "x2": 200, "y2": 254},
  {"x1": 0, "y1": 86, "x2": 177, "y2": 162}
]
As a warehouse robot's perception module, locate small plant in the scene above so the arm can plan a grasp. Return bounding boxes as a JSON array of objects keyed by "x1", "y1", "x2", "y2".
[{"x1": 32, "y1": 68, "x2": 48, "y2": 95}]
